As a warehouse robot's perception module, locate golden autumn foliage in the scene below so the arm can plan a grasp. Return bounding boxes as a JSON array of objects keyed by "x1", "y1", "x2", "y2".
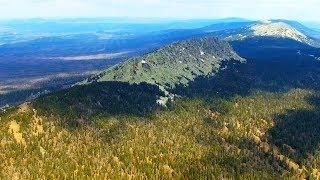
[{"x1": 0, "y1": 89, "x2": 319, "y2": 179}]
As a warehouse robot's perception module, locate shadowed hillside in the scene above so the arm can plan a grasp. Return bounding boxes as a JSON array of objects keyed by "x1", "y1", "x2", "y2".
[
  {"x1": 33, "y1": 81, "x2": 165, "y2": 123},
  {"x1": 268, "y1": 94, "x2": 320, "y2": 164},
  {"x1": 173, "y1": 37, "x2": 320, "y2": 99}
]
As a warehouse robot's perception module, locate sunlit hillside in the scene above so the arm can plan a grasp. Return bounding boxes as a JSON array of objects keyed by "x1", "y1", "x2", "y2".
[{"x1": 1, "y1": 88, "x2": 320, "y2": 179}]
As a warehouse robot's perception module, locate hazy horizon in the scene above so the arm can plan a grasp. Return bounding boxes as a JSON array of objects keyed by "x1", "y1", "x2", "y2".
[{"x1": 0, "y1": 0, "x2": 319, "y2": 22}]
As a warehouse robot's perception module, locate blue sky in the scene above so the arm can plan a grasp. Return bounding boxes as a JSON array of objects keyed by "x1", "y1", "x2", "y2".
[{"x1": 0, "y1": 0, "x2": 319, "y2": 22}]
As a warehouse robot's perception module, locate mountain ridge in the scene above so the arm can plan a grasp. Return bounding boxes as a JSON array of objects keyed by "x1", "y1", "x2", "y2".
[
  {"x1": 209, "y1": 20, "x2": 320, "y2": 47},
  {"x1": 82, "y1": 36, "x2": 245, "y2": 90}
]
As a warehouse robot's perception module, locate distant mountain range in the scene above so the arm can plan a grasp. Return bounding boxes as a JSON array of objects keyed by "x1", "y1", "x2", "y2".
[{"x1": 208, "y1": 20, "x2": 320, "y2": 47}]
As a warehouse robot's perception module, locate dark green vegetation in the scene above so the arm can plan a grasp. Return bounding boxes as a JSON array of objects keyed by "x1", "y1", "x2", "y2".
[
  {"x1": 84, "y1": 36, "x2": 244, "y2": 89},
  {"x1": 33, "y1": 36, "x2": 243, "y2": 125},
  {"x1": 1, "y1": 33, "x2": 320, "y2": 179},
  {"x1": 34, "y1": 81, "x2": 165, "y2": 124},
  {"x1": 173, "y1": 37, "x2": 320, "y2": 97}
]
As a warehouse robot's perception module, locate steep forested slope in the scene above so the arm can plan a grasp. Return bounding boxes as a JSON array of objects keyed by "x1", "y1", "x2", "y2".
[{"x1": 83, "y1": 36, "x2": 244, "y2": 89}]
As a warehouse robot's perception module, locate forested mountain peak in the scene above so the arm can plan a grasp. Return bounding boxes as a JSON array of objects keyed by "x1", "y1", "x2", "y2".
[{"x1": 84, "y1": 36, "x2": 245, "y2": 89}]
